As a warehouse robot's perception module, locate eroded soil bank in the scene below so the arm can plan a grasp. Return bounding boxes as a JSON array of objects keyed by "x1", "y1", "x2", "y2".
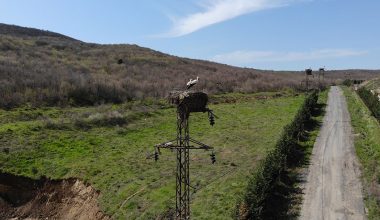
[{"x1": 0, "y1": 172, "x2": 109, "y2": 220}]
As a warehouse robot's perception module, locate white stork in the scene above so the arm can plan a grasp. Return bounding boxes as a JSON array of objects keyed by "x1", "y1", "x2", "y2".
[{"x1": 186, "y1": 76, "x2": 199, "y2": 89}]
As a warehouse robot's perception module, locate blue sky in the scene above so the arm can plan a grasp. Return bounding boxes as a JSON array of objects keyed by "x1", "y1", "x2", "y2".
[{"x1": 0, "y1": 0, "x2": 379, "y2": 70}]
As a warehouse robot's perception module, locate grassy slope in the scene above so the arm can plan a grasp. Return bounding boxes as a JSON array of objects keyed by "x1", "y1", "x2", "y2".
[
  {"x1": 364, "y1": 78, "x2": 380, "y2": 90},
  {"x1": 0, "y1": 92, "x2": 305, "y2": 219},
  {"x1": 342, "y1": 86, "x2": 380, "y2": 219}
]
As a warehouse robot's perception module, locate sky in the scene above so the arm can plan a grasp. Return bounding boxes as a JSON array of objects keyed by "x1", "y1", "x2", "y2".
[{"x1": 0, "y1": 0, "x2": 379, "y2": 70}]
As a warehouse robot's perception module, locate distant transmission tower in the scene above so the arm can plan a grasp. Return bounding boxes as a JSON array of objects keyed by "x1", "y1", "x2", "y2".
[
  {"x1": 318, "y1": 67, "x2": 325, "y2": 90},
  {"x1": 305, "y1": 68, "x2": 313, "y2": 91},
  {"x1": 154, "y1": 90, "x2": 216, "y2": 220}
]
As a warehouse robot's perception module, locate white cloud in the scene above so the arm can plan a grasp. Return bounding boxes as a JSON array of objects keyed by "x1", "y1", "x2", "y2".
[
  {"x1": 211, "y1": 49, "x2": 368, "y2": 65},
  {"x1": 163, "y1": 0, "x2": 293, "y2": 37}
]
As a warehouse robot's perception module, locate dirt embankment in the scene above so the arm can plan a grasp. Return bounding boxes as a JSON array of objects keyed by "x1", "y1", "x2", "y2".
[{"x1": 0, "y1": 173, "x2": 109, "y2": 220}]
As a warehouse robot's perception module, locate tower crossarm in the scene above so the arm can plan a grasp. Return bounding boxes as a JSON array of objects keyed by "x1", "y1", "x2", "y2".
[
  {"x1": 156, "y1": 145, "x2": 213, "y2": 150},
  {"x1": 188, "y1": 138, "x2": 213, "y2": 150},
  {"x1": 154, "y1": 138, "x2": 214, "y2": 151}
]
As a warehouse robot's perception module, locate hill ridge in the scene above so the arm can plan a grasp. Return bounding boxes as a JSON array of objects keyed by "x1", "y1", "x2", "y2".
[{"x1": 0, "y1": 23, "x2": 78, "y2": 41}]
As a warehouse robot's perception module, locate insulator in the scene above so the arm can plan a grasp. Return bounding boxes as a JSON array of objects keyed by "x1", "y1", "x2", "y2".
[
  {"x1": 154, "y1": 151, "x2": 159, "y2": 161},
  {"x1": 208, "y1": 110, "x2": 215, "y2": 126},
  {"x1": 210, "y1": 116, "x2": 215, "y2": 126},
  {"x1": 210, "y1": 152, "x2": 216, "y2": 164}
]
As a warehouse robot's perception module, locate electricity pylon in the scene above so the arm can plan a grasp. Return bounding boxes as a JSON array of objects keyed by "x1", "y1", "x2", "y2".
[
  {"x1": 154, "y1": 91, "x2": 216, "y2": 220},
  {"x1": 319, "y1": 67, "x2": 325, "y2": 90},
  {"x1": 305, "y1": 68, "x2": 313, "y2": 91}
]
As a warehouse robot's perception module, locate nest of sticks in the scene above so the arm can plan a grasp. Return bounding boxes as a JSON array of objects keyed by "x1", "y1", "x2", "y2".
[{"x1": 169, "y1": 90, "x2": 209, "y2": 113}]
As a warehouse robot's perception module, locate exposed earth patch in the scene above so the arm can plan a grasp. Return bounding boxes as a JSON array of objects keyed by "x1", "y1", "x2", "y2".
[{"x1": 0, "y1": 173, "x2": 109, "y2": 220}]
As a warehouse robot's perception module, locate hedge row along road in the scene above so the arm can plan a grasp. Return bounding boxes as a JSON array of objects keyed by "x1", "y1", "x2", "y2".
[{"x1": 300, "y1": 86, "x2": 366, "y2": 220}]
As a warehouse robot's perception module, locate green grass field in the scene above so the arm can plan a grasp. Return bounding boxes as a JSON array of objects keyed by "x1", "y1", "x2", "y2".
[
  {"x1": 0, "y1": 92, "x2": 306, "y2": 219},
  {"x1": 342, "y1": 86, "x2": 380, "y2": 219}
]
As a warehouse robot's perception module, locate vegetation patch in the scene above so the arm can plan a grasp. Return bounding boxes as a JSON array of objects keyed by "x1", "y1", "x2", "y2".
[
  {"x1": 357, "y1": 87, "x2": 380, "y2": 120},
  {"x1": 364, "y1": 78, "x2": 380, "y2": 91},
  {"x1": 343, "y1": 86, "x2": 380, "y2": 219}
]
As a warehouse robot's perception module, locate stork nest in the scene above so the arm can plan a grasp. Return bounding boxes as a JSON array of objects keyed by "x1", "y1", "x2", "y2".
[{"x1": 169, "y1": 90, "x2": 209, "y2": 113}]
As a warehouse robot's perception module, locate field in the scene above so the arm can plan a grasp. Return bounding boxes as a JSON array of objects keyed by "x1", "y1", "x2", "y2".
[
  {"x1": 342, "y1": 86, "x2": 380, "y2": 218},
  {"x1": 0, "y1": 91, "x2": 306, "y2": 219}
]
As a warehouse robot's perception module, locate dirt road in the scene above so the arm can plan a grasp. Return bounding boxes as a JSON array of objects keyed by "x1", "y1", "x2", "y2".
[{"x1": 300, "y1": 86, "x2": 366, "y2": 220}]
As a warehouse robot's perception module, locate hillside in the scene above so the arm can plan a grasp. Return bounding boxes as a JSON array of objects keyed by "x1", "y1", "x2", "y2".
[{"x1": 0, "y1": 23, "x2": 379, "y2": 109}]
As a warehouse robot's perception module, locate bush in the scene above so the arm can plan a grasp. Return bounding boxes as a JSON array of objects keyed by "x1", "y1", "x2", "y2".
[
  {"x1": 35, "y1": 40, "x2": 49, "y2": 46},
  {"x1": 343, "y1": 79, "x2": 353, "y2": 86},
  {"x1": 43, "y1": 117, "x2": 70, "y2": 130},
  {"x1": 239, "y1": 91, "x2": 318, "y2": 219},
  {"x1": 87, "y1": 111, "x2": 126, "y2": 126},
  {"x1": 357, "y1": 88, "x2": 380, "y2": 120}
]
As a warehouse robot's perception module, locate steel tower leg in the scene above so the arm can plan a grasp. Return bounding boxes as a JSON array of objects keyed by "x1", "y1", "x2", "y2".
[{"x1": 176, "y1": 110, "x2": 190, "y2": 220}]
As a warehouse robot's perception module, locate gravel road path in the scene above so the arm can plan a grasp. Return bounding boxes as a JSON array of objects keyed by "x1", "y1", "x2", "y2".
[{"x1": 300, "y1": 86, "x2": 366, "y2": 220}]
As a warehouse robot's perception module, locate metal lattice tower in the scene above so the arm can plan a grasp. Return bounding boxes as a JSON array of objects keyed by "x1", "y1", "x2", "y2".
[
  {"x1": 154, "y1": 91, "x2": 216, "y2": 220},
  {"x1": 176, "y1": 109, "x2": 190, "y2": 219},
  {"x1": 305, "y1": 68, "x2": 313, "y2": 91},
  {"x1": 318, "y1": 67, "x2": 325, "y2": 90}
]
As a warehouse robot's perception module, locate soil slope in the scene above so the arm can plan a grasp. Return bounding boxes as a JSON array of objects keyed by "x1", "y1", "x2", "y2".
[{"x1": 0, "y1": 173, "x2": 109, "y2": 220}]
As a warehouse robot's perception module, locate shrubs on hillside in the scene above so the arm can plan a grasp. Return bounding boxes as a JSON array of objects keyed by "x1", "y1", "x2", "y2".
[
  {"x1": 239, "y1": 91, "x2": 318, "y2": 219},
  {"x1": 357, "y1": 88, "x2": 380, "y2": 120},
  {"x1": 0, "y1": 34, "x2": 324, "y2": 109},
  {"x1": 1, "y1": 29, "x2": 376, "y2": 109}
]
